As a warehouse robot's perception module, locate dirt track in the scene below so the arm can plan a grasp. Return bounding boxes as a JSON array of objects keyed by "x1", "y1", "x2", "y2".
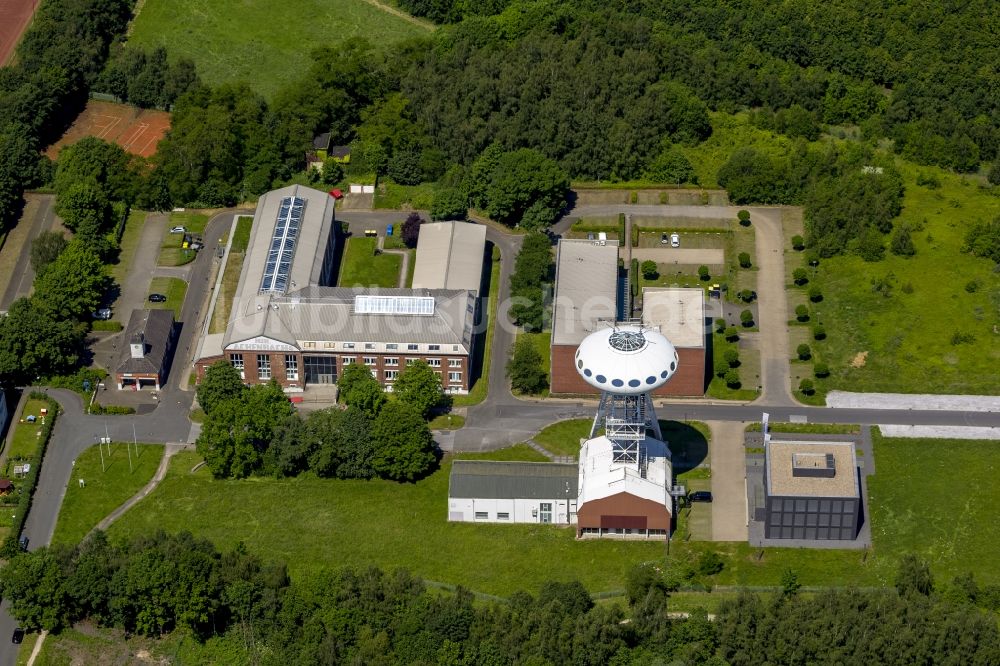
[{"x1": 0, "y1": 0, "x2": 39, "y2": 66}]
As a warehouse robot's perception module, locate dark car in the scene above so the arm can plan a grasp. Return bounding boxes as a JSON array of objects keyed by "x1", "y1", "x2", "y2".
[
  {"x1": 18, "y1": 535, "x2": 28, "y2": 551},
  {"x1": 148, "y1": 293, "x2": 167, "y2": 303},
  {"x1": 11, "y1": 628, "x2": 24, "y2": 644},
  {"x1": 689, "y1": 491, "x2": 713, "y2": 503}
]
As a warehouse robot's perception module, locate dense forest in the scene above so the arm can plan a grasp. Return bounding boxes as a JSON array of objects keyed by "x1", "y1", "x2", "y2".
[{"x1": 1, "y1": 533, "x2": 998, "y2": 664}]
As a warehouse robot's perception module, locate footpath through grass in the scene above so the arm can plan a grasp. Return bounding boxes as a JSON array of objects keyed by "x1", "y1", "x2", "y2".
[
  {"x1": 52, "y1": 443, "x2": 164, "y2": 546},
  {"x1": 338, "y1": 237, "x2": 402, "y2": 288},
  {"x1": 109, "y1": 450, "x2": 663, "y2": 597},
  {"x1": 128, "y1": 0, "x2": 430, "y2": 100}
]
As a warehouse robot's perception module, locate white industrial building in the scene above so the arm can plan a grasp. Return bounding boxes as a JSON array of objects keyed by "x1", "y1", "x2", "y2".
[{"x1": 448, "y1": 461, "x2": 578, "y2": 524}]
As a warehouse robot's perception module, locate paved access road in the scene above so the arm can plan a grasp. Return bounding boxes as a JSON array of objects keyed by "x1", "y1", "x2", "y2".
[{"x1": 0, "y1": 194, "x2": 61, "y2": 310}]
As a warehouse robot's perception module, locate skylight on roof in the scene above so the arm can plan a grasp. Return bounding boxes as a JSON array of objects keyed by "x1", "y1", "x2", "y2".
[
  {"x1": 259, "y1": 196, "x2": 305, "y2": 294},
  {"x1": 354, "y1": 295, "x2": 435, "y2": 316}
]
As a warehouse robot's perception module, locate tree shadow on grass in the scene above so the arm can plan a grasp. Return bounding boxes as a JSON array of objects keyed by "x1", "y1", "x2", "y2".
[{"x1": 657, "y1": 420, "x2": 708, "y2": 470}]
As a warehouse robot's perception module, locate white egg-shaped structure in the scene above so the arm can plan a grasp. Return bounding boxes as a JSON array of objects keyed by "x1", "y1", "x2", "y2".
[{"x1": 574, "y1": 325, "x2": 679, "y2": 394}]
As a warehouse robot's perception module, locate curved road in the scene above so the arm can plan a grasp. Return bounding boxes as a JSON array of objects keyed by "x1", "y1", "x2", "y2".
[{"x1": 4, "y1": 205, "x2": 1000, "y2": 662}]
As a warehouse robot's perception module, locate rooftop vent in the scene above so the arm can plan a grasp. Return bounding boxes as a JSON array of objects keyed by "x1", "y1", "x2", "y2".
[{"x1": 791, "y1": 452, "x2": 836, "y2": 478}]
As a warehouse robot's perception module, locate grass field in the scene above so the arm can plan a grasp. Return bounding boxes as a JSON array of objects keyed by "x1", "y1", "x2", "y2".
[
  {"x1": 805, "y1": 162, "x2": 1000, "y2": 394},
  {"x1": 338, "y1": 237, "x2": 402, "y2": 288},
  {"x1": 109, "y1": 450, "x2": 664, "y2": 597},
  {"x1": 374, "y1": 181, "x2": 437, "y2": 210},
  {"x1": 146, "y1": 277, "x2": 187, "y2": 318},
  {"x1": 52, "y1": 443, "x2": 164, "y2": 546},
  {"x1": 3, "y1": 398, "x2": 48, "y2": 464},
  {"x1": 706, "y1": 331, "x2": 761, "y2": 401},
  {"x1": 684, "y1": 111, "x2": 1000, "y2": 394},
  {"x1": 128, "y1": 0, "x2": 431, "y2": 100},
  {"x1": 866, "y1": 434, "x2": 1000, "y2": 585}
]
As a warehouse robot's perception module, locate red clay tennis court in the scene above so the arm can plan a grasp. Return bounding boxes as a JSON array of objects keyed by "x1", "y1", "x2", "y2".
[
  {"x1": 45, "y1": 100, "x2": 172, "y2": 159},
  {"x1": 0, "y1": 0, "x2": 40, "y2": 66}
]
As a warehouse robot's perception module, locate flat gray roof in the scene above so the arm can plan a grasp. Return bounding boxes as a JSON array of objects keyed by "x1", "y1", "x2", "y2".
[
  {"x1": 551, "y1": 239, "x2": 619, "y2": 346},
  {"x1": 766, "y1": 440, "x2": 859, "y2": 498},
  {"x1": 412, "y1": 222, "x2": 487, "y2": 294},
  {"x1": 449, "y1": 461, "x2": 579, "y2": 500},
  {"x1": 641, "y1": 287, "x2": 705, "y2": 348}
]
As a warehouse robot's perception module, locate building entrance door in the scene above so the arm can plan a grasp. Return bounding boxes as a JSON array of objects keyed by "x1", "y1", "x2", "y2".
[
  {"x1": 539, "y1": 502, "x2": 552, "y2": 524},
  {"x1": 304, "y1": 356, "x2": 337, "y2": 384}
]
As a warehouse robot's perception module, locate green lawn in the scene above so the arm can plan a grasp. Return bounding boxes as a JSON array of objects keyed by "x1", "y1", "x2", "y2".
[
  {"x1": 128, "y1": 0, "x2": 431, "y2": 100},
  {"x1": 157, "y1": 212, "x2": 209, "y2": 266},
  {"x1": 532, "y1": 418, "x2": 591, "y2": 458},
  {"x1": 147, "y1": 277, "x2": 187, "y2": 318},
  {"x1": 338, "y1": 237, "x2": 402, "y2": 288},
  {"x1": 805, "y1": 162, "x2": 1000, "y2": 394},
  {"x1": 866, "y1": 433, "x2": 1000, "y2": 585},
  {"x1": 706, "y1": 331, "x2": 761, "y2": 401},
  {"x1": 52, "y1": 443, "x2": 164, "y2": 547},
  {"x1": 230, "y1": 215, "x2": 253, "y2": 253},
  {"x1": 429, "y1": 413, "x2": 465, "y2": 430},
  {"x1": 453, "y1": 249, "x2": 500, "y2": 406},
  {"x1": 3, "y1": 398, "x2": 49, "y2": 463},
  {"x1": 109, "y1": 450, "x2": 664, "y2": 597},
  {"x1": 110, "y1": 211, "x2": 147, "y2": 285}
]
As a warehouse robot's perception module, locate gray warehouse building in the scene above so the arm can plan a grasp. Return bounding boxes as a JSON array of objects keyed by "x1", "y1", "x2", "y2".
[{"x1": 763, "y1": 440, "x2": 861, "y2": 540}]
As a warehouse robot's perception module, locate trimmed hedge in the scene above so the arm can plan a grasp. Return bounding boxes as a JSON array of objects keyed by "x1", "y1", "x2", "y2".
[
  {"x1": 1, "y1": 392, "x2": 61, "y2": 557},
  {"x1": 618, "y1": 213, "x2": 626, "y2": 247}
]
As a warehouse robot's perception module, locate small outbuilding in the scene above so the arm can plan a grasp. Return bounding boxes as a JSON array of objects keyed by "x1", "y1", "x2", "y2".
[
  {"x1": 115, "y1": 309, "x2": 176, "y2": 391},
  {"x1": 0, "y1": 479, "x2": 13, "y2": 495}
]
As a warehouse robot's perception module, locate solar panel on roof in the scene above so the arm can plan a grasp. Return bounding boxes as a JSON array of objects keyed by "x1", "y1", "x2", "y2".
[
  {"x1": 260, "y1": 196, "x2": 305, "y2": 293},
  {"x1": 354, "y1": 295, "x2": 435, "y2": 316}
]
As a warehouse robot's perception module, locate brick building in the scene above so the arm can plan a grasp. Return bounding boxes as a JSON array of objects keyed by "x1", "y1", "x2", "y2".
[
  {"x1": 115, "y1": 309, "x2": 176, "y2": 390},
  {"x1": 549, "y1": 239, "x2": 706, "y2": 396},
  {"x1": 195, "y1": 186, "x2": 481, "y2": 394}
]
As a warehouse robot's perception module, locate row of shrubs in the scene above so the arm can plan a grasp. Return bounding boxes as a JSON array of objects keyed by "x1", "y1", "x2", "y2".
[
  {"x1": 1, "y1": 392, "x2": 61, "y2": 558},
  {"x1": 89, "y1": 403, "x2": 136, "y2": 415}
]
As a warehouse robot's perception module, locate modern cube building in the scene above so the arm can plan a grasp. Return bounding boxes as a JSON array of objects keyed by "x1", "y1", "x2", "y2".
[
  {"x1": 195, "y1": 186, "x2": 481, "y2": 394},
  {"x1": 763, "y1": 440, "x2": 861, "y2": 540}
]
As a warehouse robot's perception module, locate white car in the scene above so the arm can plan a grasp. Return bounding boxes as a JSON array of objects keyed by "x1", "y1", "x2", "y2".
[
  {"x1": 670, "y1": 233, "x2": 680, "y2": 247},
  {"x1": 170, "y1": 226, "x2": 187, "y2": 233}
]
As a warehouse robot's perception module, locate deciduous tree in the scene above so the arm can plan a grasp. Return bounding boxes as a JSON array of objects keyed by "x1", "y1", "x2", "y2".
[
  {"x1": 196, "y1": 360, "x2": 246, "y2": 415},
  {"x1": 393, "y1": 360, "x2": 445, "y2": 419},
  {"x1": 369, "y1": 402, "x2": 436, "y2": 481},
  {"x1": 508, "y1": 337, "x2": 547, "y2": 394}
]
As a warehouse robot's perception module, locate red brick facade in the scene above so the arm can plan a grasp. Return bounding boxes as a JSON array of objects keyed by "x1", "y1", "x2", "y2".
[
  {"x1": 196, "y1": 351, "x2": 471, "y2": 393},
  {"x1": 550, "y1": 344, "x2": 706, "y2": 396}
]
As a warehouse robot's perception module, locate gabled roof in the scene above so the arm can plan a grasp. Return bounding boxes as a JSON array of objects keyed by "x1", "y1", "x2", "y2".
[
  {"x1": 116, "y1": 309, "x2": 174, "y2": 376},
  {"x1": 449, "y1": 461, "x2": 578, "y2": 500},
  {"x1": 312, "y1": 132, "x2": 331, "y2": 150}
]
